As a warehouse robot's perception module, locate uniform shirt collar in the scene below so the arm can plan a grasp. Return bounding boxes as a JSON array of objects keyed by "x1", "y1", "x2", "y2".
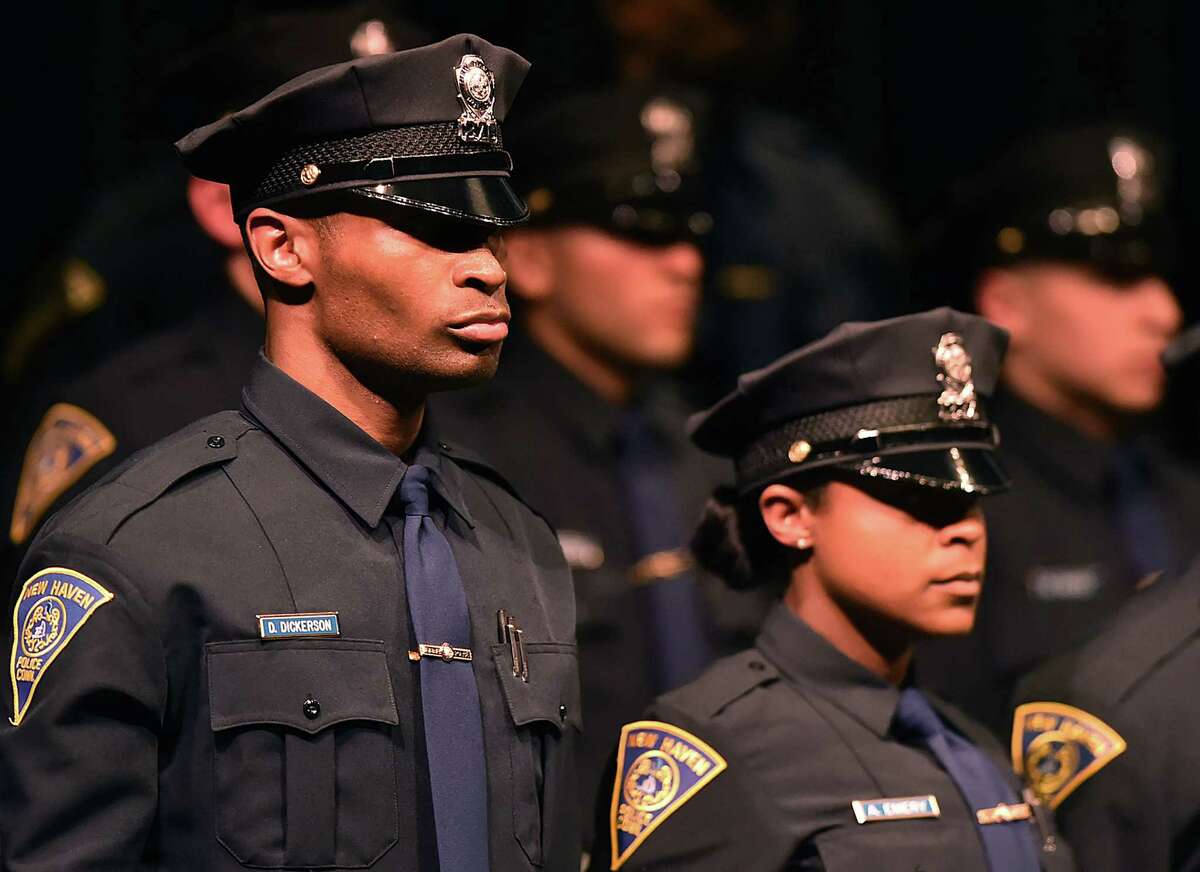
[
  {"x1": 500, "y1": 333, "x2": 692, "y2": 455},
  {"x1": 241, "y1": 352, "x2": 473, "y2": 529}
]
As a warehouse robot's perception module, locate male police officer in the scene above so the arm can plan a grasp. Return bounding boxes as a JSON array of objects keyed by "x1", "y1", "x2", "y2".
[
  {"x1": 1, "y1": 35, "x2": 580, "y2": 871},
  {"x1": 433, "y1": 86, "x2": 771, "y2": 847},
  {"x1": 1010, "y1": 329, "x2": 1199, "y2": 872},
  {"x1": 916, "y1": 125, "x2": 1200, "y2": 735}
]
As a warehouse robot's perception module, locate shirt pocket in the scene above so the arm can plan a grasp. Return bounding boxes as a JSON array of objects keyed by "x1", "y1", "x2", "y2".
[
  {"x1": 206, "y1": 639, "x2": 400, "y2": 869},
  {"x1": 812, "y1": 819, "x2": 988, "y2": 871},
  {"x1": 492, "y1": 641, "x2": 582, "y2": 868}
]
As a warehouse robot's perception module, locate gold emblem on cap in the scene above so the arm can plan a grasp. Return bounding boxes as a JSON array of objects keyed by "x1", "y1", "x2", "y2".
[
  {"x1": 788, "y1": 440, "x2": 812, "y2": 464},
  {"x1": 299, "y1": 164, "x2": 321, "y2": 186},
  {"x1": 454, "y1": 54, "x2": 499, "y2": 145},
  {"x1": 933, "y1": 332, "x2": 978, "y2": 422}
]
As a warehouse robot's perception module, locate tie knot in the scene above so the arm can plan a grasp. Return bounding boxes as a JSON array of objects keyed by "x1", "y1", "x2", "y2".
[
  {"x1": 399, "y1": 464, "x2": 432, "y2": 516},
  {"x1": 893, "y1": 687, "x2": 946, "y2": 742}
]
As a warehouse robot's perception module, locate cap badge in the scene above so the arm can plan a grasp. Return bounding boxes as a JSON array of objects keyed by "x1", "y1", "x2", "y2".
[
  {"x1": 933, "y1": 332, "x2": 978, "y2": 422},
  {"x1": 454, "y1": 54, "x2": 499, "y2": 146},
  {"x1": 641, "y1": 97, "x2": 694, "y2": 178}
]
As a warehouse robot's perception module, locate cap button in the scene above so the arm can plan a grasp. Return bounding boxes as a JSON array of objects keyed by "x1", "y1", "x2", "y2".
[{"x1": 299, "y1": 164, "x2": 321, "y2": 186}]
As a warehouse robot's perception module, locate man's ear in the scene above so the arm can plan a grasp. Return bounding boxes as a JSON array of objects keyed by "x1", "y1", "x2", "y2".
[
  {"x1": 974, "y1": 267, "x2": 1032, "y2": 345},
  {"x1": 186, "y1": 177, "x2": 241, "y2": 250},
  {"x1": 759, "y1": 483, "x2": 819, "y2": 549},
  {"x1": 502, "y1": 228, "x2": 556, "y2": 303},
  {"x1": 244, "y1": 207, "x2": 319, "y2": 289}
]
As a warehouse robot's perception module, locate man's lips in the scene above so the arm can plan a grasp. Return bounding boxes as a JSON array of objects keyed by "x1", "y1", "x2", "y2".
[
  {"x1": 931, "y1": 571, "x2": 983, "y2": 596},
  {"x1": 447, "y1": 312, "x2": 510, "y2": 344}
]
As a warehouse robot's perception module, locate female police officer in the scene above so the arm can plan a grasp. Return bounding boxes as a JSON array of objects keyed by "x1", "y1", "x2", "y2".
[{"x1": 592, "y1": 308, "x2": 1074, "y2": 871}]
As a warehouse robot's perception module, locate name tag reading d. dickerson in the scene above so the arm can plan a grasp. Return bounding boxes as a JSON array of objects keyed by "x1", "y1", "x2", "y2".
[
  {"x1": 257, "y1": 612, "x2": 340, "y2": 640},
  {"x1": 851, "y1": 795, "x2": 941, "y2": 824}
]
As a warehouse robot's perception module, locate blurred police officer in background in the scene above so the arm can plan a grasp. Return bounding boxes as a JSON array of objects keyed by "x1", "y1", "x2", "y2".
[
  {"x1": 591, "y1": 309, "x2": 1073, "y2": 871},
  {"x1": 2, "y1": 34, "x2": 582, "y2": 871},
  {"x1": 1007, "y1": 327, "x2": 1198, "y2": 872},
  {"x1": 916, "y1": 124, "x2": 1200, "y2": 736},
  {"x1": 433, "y1": 85, "x2": 771, "y2": 849},
  {"x1": 1, "y1": 5, "x2": 425, "y2": 602}
]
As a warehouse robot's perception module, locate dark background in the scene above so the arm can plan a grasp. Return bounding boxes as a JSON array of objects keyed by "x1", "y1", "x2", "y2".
[{"x1": 5, "y1": 0, "x2": 1197, "y2": 354}]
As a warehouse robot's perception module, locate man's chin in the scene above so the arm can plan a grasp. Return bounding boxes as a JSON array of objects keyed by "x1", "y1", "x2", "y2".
[{"x1": 426, "y1": 354, "x2": 501, "y2": 393}]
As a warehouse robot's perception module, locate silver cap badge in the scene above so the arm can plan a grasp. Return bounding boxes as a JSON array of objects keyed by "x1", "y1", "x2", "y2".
[
  {"x1": 933, "y1": 332, "x2": 978, "y2": 422},
  {"x1": 454, "y1": 54, "x2": 499, "y2": 145}
]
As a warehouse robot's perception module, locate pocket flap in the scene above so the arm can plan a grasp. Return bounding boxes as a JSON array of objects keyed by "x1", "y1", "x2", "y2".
[
  {"x1": 207, "y1": 640, "x2": 400, "y2": 734},
  {"x1": 491, "y1": 641, "x2": 582, "y2": 731}
]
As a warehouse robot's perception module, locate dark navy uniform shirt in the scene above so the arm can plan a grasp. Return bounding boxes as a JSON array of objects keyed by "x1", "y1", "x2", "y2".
[
  {"x1": 591, "y1": 604, "x2": 1073, "y2": 871},
  {"x1": 0, "y1": 354, "x2": 581, "y2": 871},
  {"x1": 1014, "y1": 560, "x2": 1200, "y2": 872},
  {"x1": 433, "y1": 336, "x2": 772, "y2": 845}
]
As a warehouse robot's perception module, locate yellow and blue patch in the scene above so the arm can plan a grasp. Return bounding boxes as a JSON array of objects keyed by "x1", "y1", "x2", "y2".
[
  {"x1": 10, "y1": 403, "x2": 116, "y2": 545},
  {"x1": 9, "y1": 568, "x2": 113, "y2": 726},
  {"x1": 609, "y1": 719, "x2": 727, "y2": 870},
  {"x1": 1012, "y1": 701, "x2": 1126, "y2": 809}
]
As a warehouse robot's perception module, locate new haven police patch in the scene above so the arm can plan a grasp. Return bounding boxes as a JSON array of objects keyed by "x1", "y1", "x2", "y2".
[
  {"x1": 1012, "y1": 702, "x2": 1126, "y2": 809},
  {"x1": 609, "y1": 720, "x2": 727, "y2": 870},
  {"x1": 9, "y1": 568, "x2": 114, "y2": 726}
]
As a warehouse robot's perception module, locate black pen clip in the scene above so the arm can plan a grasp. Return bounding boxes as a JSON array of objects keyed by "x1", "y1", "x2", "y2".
[{"x1": 497, "y1": 609, "x2": 528, "y2": 682}]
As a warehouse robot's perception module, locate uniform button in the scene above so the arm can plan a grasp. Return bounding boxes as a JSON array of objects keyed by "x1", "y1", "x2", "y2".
[
  {"x1": 303, "y1": 697, "x2": 321, "y2": 719},
  {"x1": 438, "y1": 441, "x2": 451, "y2": 451},
  {"x1": 748, "y1": 660, "x2": 766, "y2": 671},
  {"x1": 559, "y1": 704, "x2": 567, "y2": 722},
  {"x1": 207, "y1": 435, "x2": 226, "y2": 449}
]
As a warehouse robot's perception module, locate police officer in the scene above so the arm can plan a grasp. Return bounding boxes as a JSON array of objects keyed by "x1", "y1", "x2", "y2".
[
  {"x1": 915, "y1": 124, "x2": 1200, "y2": 735},
  {"x1": 2, "y1": 7, "x2": 424, "y2": 600},
  {"x1": 1009, "y1": 330, "x2": 1199, "y2": 872},
  {"x1": 1, "y1": 35, "x2": 580, "y2": 871},
  {"x1": 591, "y1": 309, "x2": 1073, "y2": 871},
  {"x1": 433, "y1": 85, "x2": 771, "y2": 846}
]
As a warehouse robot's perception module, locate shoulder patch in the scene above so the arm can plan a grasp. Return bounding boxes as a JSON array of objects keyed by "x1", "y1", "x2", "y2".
[
  {"x1": 9, "y1": 568, "x2": 113, "y2": 726},
  {"x1": 609, "y1": 719, "x2": 727, "y2": 870},
  {"x1": 1011, "y1": 701, "x2": 1126, "y2": 809},
  {"x1": 10, "y1": 404, "x2": 116, "y2": 544}
]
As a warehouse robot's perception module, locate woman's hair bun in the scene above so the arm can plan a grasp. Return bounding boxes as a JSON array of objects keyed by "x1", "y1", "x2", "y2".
[{"x1": 691, "y1": 486, "x2": 763, "y2": 590}]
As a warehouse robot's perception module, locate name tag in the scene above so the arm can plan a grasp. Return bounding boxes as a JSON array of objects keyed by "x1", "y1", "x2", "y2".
[
  {"x1": 851, "y1": 795, "x2": 940, "y2": 824},
  {"x1": 257, "y1": 612, "x2": 340, "y2": 640}
]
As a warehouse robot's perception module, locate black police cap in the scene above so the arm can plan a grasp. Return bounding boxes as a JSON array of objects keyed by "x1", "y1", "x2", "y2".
[
  {"x1": 176, "y1": 34, "x2": 530, "y2": 226},
  {"x1": 690, "y1": 308, "x2": 1010, "y2": 495},
  {"x1": 506, "y1": 86, "x2": 712, "y2": 244},
  {"x1": 933, "y1": 124, "x2": 1175, "y2": 284}
]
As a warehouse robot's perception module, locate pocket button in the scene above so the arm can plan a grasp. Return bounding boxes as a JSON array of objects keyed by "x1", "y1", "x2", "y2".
[{"x1": 303, "y1": 696, "x2": 321, "y2": 719}]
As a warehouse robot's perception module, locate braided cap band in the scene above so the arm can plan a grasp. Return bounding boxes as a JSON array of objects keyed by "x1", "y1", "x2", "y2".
[
  {"x1": 734, "y1": 394, "x2": 998, "y2": 494},
  {"x1": 232, "y1": 122, "x2": 506, "y2": 216}
]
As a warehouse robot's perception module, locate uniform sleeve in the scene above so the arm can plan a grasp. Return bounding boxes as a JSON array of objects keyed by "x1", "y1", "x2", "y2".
[
  {"x1": 0, "y1": 534, "x2": 166, "y2": 871},
  {"x1": 588, "y1": 702, "x2": 790, "y2": 872}
]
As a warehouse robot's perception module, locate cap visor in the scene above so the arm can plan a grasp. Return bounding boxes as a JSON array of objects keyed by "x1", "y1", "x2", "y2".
[
  {"x1": 853, "y1": 447, "x2": 1010, "y2": 495},
  {"x1": 349, "y1": 176, "x2": 528, "y2": 226}
]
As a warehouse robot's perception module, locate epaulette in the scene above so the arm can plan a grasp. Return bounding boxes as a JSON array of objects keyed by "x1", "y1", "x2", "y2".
[
  {"x1": 659, "y1": 650, "x2": 779, "y2": 720},
  {"x1": 435, "y1": 438, "x2": 559, "y2": 533},
  {"x1": 34, "y1": 411, "x2": 253, "y2": 546}
]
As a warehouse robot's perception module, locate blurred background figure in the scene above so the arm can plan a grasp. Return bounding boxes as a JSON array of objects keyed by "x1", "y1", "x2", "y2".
[
  {"x1": 0, "y1": 6, "x2": 426, "y2": 599},
  {"x1": 599, "y1": 0, "x2": 910, "y2": 402},
  {"x1": 431, "y1": 86, "x2": 772, "y2": 847},
  {"x1": 915, "y1": 124, "x2": 1200, "y2": 735}
]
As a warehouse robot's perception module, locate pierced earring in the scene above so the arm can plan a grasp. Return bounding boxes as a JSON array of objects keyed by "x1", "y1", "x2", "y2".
[{"x1": 795, "y1": 535, "x2": 812, "y2": 550}]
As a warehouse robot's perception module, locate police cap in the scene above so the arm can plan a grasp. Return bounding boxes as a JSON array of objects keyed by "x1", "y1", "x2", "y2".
[
  {"x1": 689, "y1": 308, "x2": 1010, "y2": 495},
  {"x1": 175, "y1": 33, "x2": 530, "y2": 226},
  {"x1": 938, "y1": 123, "x2": 1175, "y2": 284},
  {"x1": 507, "y1": 86, "x2": 711, "y2": 243}
]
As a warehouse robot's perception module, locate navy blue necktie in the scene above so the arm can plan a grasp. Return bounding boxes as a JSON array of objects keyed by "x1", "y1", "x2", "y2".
[
  {"x1": 1110, "y1": 442, "x2": 1173, "y2": 580},
  {"x1": 894, "y1": 688, "x2": 1040, "y2": 872},
  {"x1": 396, "y1": 465, "x2": 489, "y2": 871},
  {"x1": 616, "y1": 410, "x2": 713, "y2": 692}
]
